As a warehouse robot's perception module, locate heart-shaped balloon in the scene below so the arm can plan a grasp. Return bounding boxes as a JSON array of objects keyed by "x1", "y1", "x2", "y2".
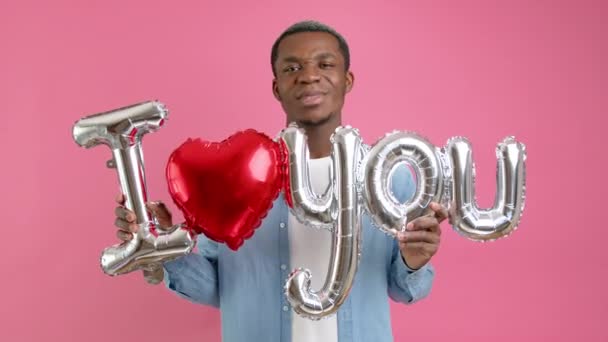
[{"x1": 166, "y1": 129, "x2": 284, "y2": 250}]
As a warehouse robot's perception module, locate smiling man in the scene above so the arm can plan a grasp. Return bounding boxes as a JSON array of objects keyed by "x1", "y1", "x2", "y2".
[{"x1": 114, "y1": 21, "x2": 447, "y2": 342}]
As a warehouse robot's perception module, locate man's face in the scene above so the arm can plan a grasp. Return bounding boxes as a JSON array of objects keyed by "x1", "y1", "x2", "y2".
[{"x1": 273, "y1": 31, "x2": 354, "y2": 126}]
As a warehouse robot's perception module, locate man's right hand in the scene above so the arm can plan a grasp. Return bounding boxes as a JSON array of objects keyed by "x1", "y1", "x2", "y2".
[{"x1": 114, "y1": 193, "x2": 174, "y2": 284}]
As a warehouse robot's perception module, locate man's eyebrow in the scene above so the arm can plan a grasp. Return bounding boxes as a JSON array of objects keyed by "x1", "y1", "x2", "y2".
[
  {"x1": 315, "y1": 52, "x2": 337, "y2": 60},
  {"x1": 280, "y1": 56, "x2": 300, "y2": 64},
  {"x1": 280, "y1": 52, "x2": 338, "y2": 64}
]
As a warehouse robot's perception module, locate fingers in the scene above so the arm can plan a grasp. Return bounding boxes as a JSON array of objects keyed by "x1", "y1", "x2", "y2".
[
  {"x1": 114, "y1": 194, "x2": 138, "y2": 242},
  {"x1": 115, "y1": 193, "x2": 136, "y2": 231},
  {"x1": 398, "y1": 241, "x2": 439, "y2": 255},
  {"x1": 143, "y1": 266, "x2": 164, "y2": 285},
  {"x1": 397, "y1": 230, "x2": 440, "y2": 245},
  {"x1": 146, "y1": 201, "x2": 171, "y2": 219},
  {"x1": 116, "y1": 229, "x2": 133, "y2": 241},
  {"x1": 146, "y1": 201, "x2": 173, "y2": 229},
  {"x1": 406, "y1": 216, "x2": 442, "y2": 235},
  {"x1": 114, "y1": 217, "x2": 138, "y2": 232},
  {"x1": 429, "y1": 202, "x2": 449, "y2": 223},
  {"x1": 405, "y1": 202, "x2": 448, "y2": 233},
  {"x1": 115, "y1": 205, "x2": 136, "y2": 222}
]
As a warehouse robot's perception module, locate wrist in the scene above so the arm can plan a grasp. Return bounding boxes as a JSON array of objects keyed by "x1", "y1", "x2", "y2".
[{"x1": 400, "y1": 252, "x2": 423, "y2": 271}]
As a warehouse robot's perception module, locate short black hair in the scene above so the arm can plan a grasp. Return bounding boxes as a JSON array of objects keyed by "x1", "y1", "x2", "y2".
[{"x1": 271, "y1": 20, "x2": 350, "y2": 77}]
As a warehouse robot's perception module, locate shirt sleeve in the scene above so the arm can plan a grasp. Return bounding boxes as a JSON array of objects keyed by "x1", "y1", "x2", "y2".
[
  {"x1": 162, "y1": 233, "x2": 220, "y2": 307},
  {"x1": 387, "y1": 239, "x2": 435, "y2": 304},
  {"x1": 386, "y1": 161, "x2": 435, "y2": 304}
]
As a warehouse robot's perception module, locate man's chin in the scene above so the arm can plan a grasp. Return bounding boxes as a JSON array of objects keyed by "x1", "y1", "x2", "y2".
[{"x1": 296, "y1": 112, "x2": 333, "y2": 127}]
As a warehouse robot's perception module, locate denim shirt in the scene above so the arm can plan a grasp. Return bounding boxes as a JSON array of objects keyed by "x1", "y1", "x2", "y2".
[{"x1": 163, "y1": 165, "x2": 435, "y2": 342}]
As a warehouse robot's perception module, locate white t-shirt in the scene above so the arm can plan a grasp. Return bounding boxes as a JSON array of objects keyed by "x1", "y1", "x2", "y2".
[{"x1": 288, "y1": 156, "x2": 338, "y2": 342}]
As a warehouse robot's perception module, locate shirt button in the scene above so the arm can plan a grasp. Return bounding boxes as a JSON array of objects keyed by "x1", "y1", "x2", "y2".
[
  {"x1": 283, "y1": 305, "x2": 289, "y2": 312},
  {"x1": 281, "y1": 264, "x2": 287, "y2": 270},
  {"x1": 279, "y1": 222, "x2": 286, "y2": 229}
]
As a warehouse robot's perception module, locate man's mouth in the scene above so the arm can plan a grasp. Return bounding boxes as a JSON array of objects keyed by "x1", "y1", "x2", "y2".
[{"x1": 297, "y1": 91, "x2": 325, "y2": 106}]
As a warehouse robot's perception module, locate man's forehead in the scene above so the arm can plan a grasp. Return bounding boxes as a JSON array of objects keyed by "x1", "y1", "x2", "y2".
[{"x1": 277, "y1": 31, "x2": 341, "y2": 59}]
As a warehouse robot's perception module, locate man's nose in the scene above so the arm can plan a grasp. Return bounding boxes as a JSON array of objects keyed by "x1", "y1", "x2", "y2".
[{"x1": 297, "y1": 65, "x2": 321, "y2": 84}]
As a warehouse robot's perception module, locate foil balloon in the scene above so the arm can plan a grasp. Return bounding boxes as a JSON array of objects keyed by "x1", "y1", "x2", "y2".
[
  {"x1": 279, "y1": 123, "x2": 335, "y2": 230},
  {"x1": 72, "y1": 101, "x2": 196, "y2": 276},
  {"x1": 362, "y1": 131, "x2": 444, "y2": 237},
  {"x1": 166, "y1": 129, "x2": 283, "y2": 250},
  {"x1": 444, "y1": 136, "x2": 526, "y2": 241},
  {"x1": 284, "y1": 126, "x2": 363, "y2": 320}
]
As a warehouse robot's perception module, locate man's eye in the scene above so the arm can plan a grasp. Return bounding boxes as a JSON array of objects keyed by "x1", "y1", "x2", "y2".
[
  {"x1": 283, "y1": 65, "x2": 300, "y2": 73},
  {"x1": 320, "y1": 63, "x2": 334, "y2": 69}
]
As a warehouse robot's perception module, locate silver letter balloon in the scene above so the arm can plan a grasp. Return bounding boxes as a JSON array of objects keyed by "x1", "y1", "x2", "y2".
[
  {"x1": 72, "y1": 101, "x2": 195, "y2": 276},
  {"x1": 280, "y1": 124, "x2": 527, "y2": 319},
  {"x1": 363, "y1": 131, "x2": 445, "y2": 236},
  {"x1": 280, "y1": 124, "x2": 364, "y2": 320},
  {"x1": 443, "y1": 136, "x2": 526, "y2": 241}
]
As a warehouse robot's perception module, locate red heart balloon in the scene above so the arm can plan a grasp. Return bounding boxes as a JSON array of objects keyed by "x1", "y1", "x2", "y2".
[{"x1": 166, "y1": 130, "x2": 284, "y2": 250}]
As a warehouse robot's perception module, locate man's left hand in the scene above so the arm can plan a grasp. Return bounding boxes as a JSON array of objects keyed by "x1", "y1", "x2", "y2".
[{"x1": 397, "y1": 202, "x2": 448, "y2": 270}]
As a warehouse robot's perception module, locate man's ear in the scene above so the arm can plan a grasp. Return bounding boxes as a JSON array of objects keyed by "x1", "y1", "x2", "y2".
[
  {"x1": 345, "y1": 70, "x2": 355, "y2": 93},
  {"x1": 272, "y1": 79, "x2": 281, "y2": 101}
]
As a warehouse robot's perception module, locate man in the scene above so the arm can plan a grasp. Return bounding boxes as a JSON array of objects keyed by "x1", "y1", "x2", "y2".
[{"x1": 114, "y1": 21, "x2": 447, "y2": 342}]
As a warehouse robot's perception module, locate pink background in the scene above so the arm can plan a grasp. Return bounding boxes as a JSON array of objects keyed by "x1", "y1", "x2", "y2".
[{"x1": 1, "y1": 0, "x2": 606, "y2": 341}]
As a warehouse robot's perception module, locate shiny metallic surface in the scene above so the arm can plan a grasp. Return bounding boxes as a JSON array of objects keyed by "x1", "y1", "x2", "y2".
[
  {"x1": 72, "y1": 101, "x2": 195, "y2": 276},
  {"x1": 279, "y1": 123, "x2": 335, "y2": 230},
  {"x1": 166, "y1": 130, "x2": 284, "y2": 250},
  {"x1": 284, "y1": 126, "x2": 363, "y2": 320},
  {"x1": 446, "y1": 136, "x2": 527, "y2": 241},
  {"x1": 363, "y1": 131, "x2": 444, "y2": 237}
]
